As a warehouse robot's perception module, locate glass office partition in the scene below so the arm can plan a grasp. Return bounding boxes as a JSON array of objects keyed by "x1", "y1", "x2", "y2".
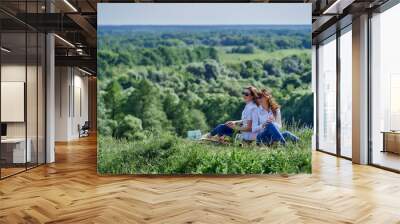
[
  {"x1": 0, "y1": 2, "x2": 46, "y2": 179},
  {"x1": 317, "y1": 35, "x2": 337, "y2": 154},
  {"x1": 1, "y1": 31, "x2": 28, "y2": 177},
  {"x1": 339, "y1": 27, "x2": 352, "y2": 158},
  {"x1": 371, "y1": 3, "x2": 400, "y2": 171},
  {"x1": 26, "y1": 0, "x2": 45, "y2": 169}
]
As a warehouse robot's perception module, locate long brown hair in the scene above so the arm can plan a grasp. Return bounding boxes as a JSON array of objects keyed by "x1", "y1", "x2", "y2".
[
  {"x1": 257, "y1": 89, "x2": 280, "y2": 116},
  {"x1": 244, "y1": 86, "x2": 258, "y2": 103}
]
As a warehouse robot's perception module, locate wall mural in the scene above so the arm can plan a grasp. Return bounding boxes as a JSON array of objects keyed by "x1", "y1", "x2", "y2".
[{"x1": 97, "y1": 3, "x2": 313, "y2": 175}]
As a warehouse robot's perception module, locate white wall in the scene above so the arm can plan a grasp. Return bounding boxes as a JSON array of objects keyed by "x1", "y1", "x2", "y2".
[
  {"x1": 55, "y1": 67, "x2": 89, "y2": 141},
  {"x1": 1, "y1": 65, "x2": 26, "y2": 139},
  {"x1": 72, "y1": 73, "x2": 89, "y2": 138},
  {"x1": 1, "y1": 63, "x2": 46, "y2": 164},
  {"x1": 1, "y1": 65, "x2": 41, "y2": 137},
  {"x1": 55, "y1": 66, "x2": 70, "y2": 141}
]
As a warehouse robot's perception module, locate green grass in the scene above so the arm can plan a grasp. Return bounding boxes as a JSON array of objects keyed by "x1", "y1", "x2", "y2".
[
  {"x1": 97, "y1": 127, "x2": 312, "y2": 175},
  {"x1": 216, "y1": 47, "x2": 310, "y2": 64}
]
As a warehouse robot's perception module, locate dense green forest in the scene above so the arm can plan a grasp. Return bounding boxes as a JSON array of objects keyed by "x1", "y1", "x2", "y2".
[
  {"x1": 98, "y1": 25, "x2": 313, "y2": 141},
  {"x1": 97, "y1": 25, "x2": 312, "y2": 174}
]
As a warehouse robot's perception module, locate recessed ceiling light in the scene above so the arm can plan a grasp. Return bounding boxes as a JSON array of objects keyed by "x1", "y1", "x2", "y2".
[
  {"x1": 78, "y1": 67, "x2": 92, "y2": 76},
  {"x1": 54, "y1": 34, "x2": 75, "y2": 48},
  {"x1": 322, "y1": 0, "x2": 356, "y2": 15},
  {"x1": 1, "y1": 47, "x2": 11, "y2": 53},
  {"x1": 63, "y1": 0, "x2": 78, "y2": 12}
]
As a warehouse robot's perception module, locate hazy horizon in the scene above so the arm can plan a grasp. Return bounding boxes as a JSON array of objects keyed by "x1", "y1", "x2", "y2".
[{"x1": 98, "y1": 3, "x2": 311, "y2": 26}]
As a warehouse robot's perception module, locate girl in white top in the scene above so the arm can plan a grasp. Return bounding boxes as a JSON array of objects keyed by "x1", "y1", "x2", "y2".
[
  {"x1": 252, "y1": 107, "x2": 282, "y2": 133},
  {"x1": 252, "y1": 89, "x2": 299, "y2": 144},
  {"x1": 209, "y1": 86, "x2": 258, "y2": 141},
  {"x1": 238, "y1": 100, "x2": 258, "y2": 140}
]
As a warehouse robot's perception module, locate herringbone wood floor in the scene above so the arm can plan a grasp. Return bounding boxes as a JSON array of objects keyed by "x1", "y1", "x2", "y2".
[{"x1": 1, "y1": 135, "x2": 400, "y2": 224}]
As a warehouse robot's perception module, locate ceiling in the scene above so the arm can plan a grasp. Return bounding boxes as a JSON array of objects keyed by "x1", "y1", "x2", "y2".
[{"x1": 310, "y1": 0, "x2": 390, "y2": 43}]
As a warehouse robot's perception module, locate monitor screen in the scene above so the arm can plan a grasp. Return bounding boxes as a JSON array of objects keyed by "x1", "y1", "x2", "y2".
[{"x1": 1, "y1": 123, "x2": 7, "y2": 137}]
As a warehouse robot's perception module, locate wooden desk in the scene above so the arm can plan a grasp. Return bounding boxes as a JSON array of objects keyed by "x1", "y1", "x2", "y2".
[
  {"x1": 1, "y1": 138, "x2": 31, "y2": 164},
  {"x1": 382, "y1": 131, "x2": 400, "y2": 154}
]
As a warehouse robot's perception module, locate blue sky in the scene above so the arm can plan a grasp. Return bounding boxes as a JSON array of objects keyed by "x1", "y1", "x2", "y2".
[{"x1": 98, "y1": 3, "x2": 311, "y2": 26}]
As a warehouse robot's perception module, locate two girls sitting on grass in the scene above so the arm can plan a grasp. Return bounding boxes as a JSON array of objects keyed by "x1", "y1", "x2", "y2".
[{"x1": 207, "y1": 86, "x2": 299, "y2": 145}]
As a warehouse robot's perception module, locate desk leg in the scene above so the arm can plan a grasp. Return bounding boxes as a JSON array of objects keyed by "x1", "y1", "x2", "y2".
[{"x1": 382, "y1": 133, "x2": 386, "y2": 153}]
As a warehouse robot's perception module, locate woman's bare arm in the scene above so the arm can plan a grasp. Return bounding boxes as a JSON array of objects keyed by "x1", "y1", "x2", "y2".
[
  {"x1": 236, "y1": 120, "x2": 252, "y2": 132},
  {"x1": 225, "y1": 120, "x2": 243, "y2": 128}
]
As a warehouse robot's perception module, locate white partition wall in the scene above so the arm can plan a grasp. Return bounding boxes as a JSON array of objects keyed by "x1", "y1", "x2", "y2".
[{"x1": 55, "y1": 67, "x2": 89, "y2": 141}]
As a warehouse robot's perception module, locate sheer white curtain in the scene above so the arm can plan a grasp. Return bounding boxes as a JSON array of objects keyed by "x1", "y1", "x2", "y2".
[
  {"x1": 318, "y1": 36, "x2": 337, "y2": 154},
  {"x1": 340, "y1": 29, "x2": 352, "y2": 158}
]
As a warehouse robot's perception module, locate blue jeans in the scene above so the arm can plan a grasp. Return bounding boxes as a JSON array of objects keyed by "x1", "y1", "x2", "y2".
[
  {"x1": 210, "y1": 124, "x2": 234, "y2": 137},
  {"x1": 256, "y1": 123, "x2": 299, "y2": 145},
  {"x1": 256, "y1": 123, "x2": 286, "y2": 145},
  {"x1": 282, "y1": 131, "x2": 300, "y2": 143}
]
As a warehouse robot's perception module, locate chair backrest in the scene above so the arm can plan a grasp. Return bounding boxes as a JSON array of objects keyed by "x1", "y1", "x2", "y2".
[{"x1": 82, "y1": 121, "x2": 90, "y2": 129}]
